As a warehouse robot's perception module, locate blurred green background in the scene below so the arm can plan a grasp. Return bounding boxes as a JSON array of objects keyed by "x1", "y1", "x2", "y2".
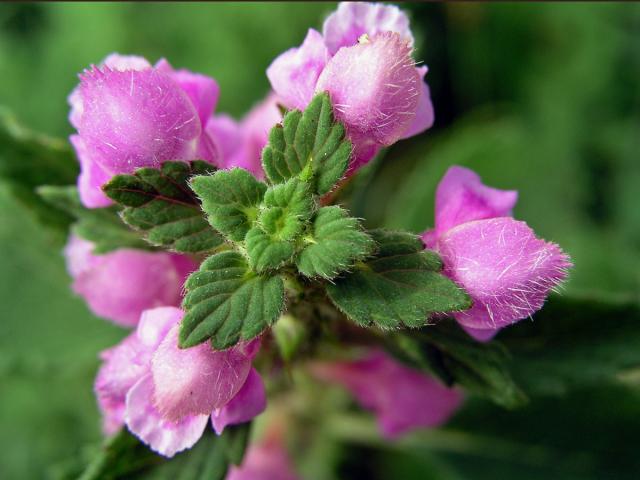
[{"x1": 0, "y1": 2, "x2": 638, "y2": 479}]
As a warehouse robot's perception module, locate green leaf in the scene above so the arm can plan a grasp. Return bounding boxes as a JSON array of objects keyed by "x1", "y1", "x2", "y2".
[
  {"x1": 180, "y1": 251, "x2": 285, "y2": 349},
  {"x1": 78, "y1": 429, "x2": 231, "y2": 480},
  {"x1": 191, "y1": 168, "x2": 267, "y2": 242},
  {"x1": 326, "y1": 230, "x2": 471, "y2": 329},
  {"x1": 38, "y1": 185, "x2": 149, "y2": 253},
  {"x1": 245, "y1": 227, "x2": 295, "y2": 272},
  {"x1": 103, "y1": 161, "x2": 223, "y2": 253},
  {"x1": 245, "y1": 178, "x2": 315, "y2": 272},
  {"x1": 296, "y1": 206, "x2": 374, "y2": 279},
  {"x1": 387, "y1": 321, "x2": 527, "y2": 408},
  {"x1": 262, "y1": 92, "x2": 351, "y2": 195},
  {"x1": 0, "y1": 108, "x2": 78, "y2": 237},
  {"x1": 501, "y1": 295, "x2": 640, "y2": 396},
  {"x1": 219, "y1": 422, "x2": 252, "y2": 466}
]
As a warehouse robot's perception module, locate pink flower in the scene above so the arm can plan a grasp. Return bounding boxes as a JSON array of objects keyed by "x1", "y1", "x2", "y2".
[
  {"x1": 267, "y1": 2, "x2": 433, "y2": 171},
  {"x1": 206, "y1": 93, "x2": 282, "y2": 179},
  {"x1": 311, "y1": 350, "x2": 463, "y2": 438},
  {"x1": 95, "y1": 307, "x2": 266, "y2": 457},
  {"x1": 64, "y1": 235, "x2": 196, "y2": 327},
  {"x1": 423, "y1": 166, "x2": 572, "y2": 341},
  {"x1": 227, "y1": 437, "x2": 300, "y2": 480},
  {"x1": 68, "y1": 53, "x2": 220, "y2": 208}
]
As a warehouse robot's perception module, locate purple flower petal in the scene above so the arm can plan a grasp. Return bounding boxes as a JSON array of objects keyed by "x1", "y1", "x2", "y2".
[
  {"x1": 460, "y1": 324, "x2": 500, "y2": 343},
  {"x1": 316, "y1": 32, "x2": 420, "y2": 148},
  {"x1": 70, "y1": 135, "x2": 113, "y2": 208},
  {"x1": 211, "y1": 368, "x2": 266, "y2": 435},
  {"x1": 227, "y1": 441, "x2": 300, "y2": 480},
  {"x1": 312, "y1": 350, "x2": 463, "y2": 439},
  {"x1": 205, "y1": 114, "x2": 244, "y2": 169},
  {"x1": 94, "y1": 334, "x2": 149, "y2": 435},
  {"x1": 151, "y1": 325, "x2": 255, "y2": 422},
  {"x1": 125, "y1": 374, "x2": 209, "y2": 458},
  {"x1": 400, "y1": 67, "x2": 435, "y2": 139},
  {"x1": 155, "y1": 58, "x2": 220, "y2": 128},
  {"x1": 78, "y1": 66, "x2": 201, "y2": 173},
  {"x1": 64, "y1": 236, "x2": 196, "y2": 327},
  {"x1": 437, "y1": 217, "x2": 571, "y2": 331},
  {"x1": 433, "y1": 166, "x2": 519, "y2": 236},
  {"x1": 267, "y1": 29, "x2": 329, "y2": 111},
  {"x1": 322, "y1": 2, "x2": 413, "y2": 55}
]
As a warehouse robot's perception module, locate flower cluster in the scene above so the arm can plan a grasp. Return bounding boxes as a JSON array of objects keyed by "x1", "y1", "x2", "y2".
[{"x1": 59, "y1": 1, "x2": 571, "y2": 475}]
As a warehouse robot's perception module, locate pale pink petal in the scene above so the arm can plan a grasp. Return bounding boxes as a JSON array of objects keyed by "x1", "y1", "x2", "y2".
[
  {"x1": 63, "y1": 234, "x2": 101, "y2": 278},
  {"x1": 316, "y1": 32, "x2": 420, "y2": 148},
  {"x1": 155, "y1": 58, "x2": 220, "y2": 127},
  {"x1": 312, "y1": 350, "x2": 463, "y2": 439},
  {"x1": 94, "y1": 333, "x2": 149, "y2": 435},
  {"x1": 231, "y1": 93, "x2": 282, "y2": 178},
  {"x1": 211, "y1": 369, "x2": 266, "y2": 435},
  {"x1": 460, "y1": 324, "x2": 500, "y2": 343},
  {"x1": 227, "y1": 442, "x2": 300, "y2": 480},
  {"x1": 136, "y1": 307, "x2": 184, "y2": 350},
  {"x1": 78, "y1": 66, "x2": 201, "y2": 173},
  {"x1": 151, "y1": 325, "x2": 255, "y2": 422},
  {"x1": 401, "y1": 67, "x2": 435, "y2": 138},
  {"x1": 125, "y1": 375, "x2": 209, "y2": 458},
  {"x1": 64, "y1": 237, "x2": 196, "y2": 327},
  {"x1": 68, "y1": 54, "x2": 151, "y2": 130},
  {"x1": 437, "y1": 217, "x2": 571, "y2": 331},
  {"x1": 70, "y1": 134, "x2": 113, "y2": 208},
  {"x1": 205, "y1": 114, "x2": 244, "y2": 168},
  {"x1": 433, "y1": 165, "x2": 519, "y2": 236},
  {"x1": 322, "y1": 1, "x2": 413, "y2": 55},
  {"x1": 267, "y1": 29, "x2": 329, "y2": 111}
]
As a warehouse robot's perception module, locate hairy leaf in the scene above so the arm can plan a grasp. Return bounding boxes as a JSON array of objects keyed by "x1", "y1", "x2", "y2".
[
  {"x1": 103, "y1": 161, "x2": 223, "y2": 253},
  {"x1": 38, "y1": 185, "x2": 148, "y2": 253},
  {"x1": 191, "y1": 168, "x2": 266, "y2": 242},
  {"x1": 245, "y1": 227, "x2": 295, "y2": 272},
  {"x1": 326, "y1": 230, "x2": 471, "y2": 328},
  {"x1": 297, "y1": 206, "x2": 374, "y2": 279},
  {"x1": 262, "y1": 92, "x2": 351, "y2": 195},
  {"x1": 181, "y1": 251, "x2": 285, "y2": 349}
]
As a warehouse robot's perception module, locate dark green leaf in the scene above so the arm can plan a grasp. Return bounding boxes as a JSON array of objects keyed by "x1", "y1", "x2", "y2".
[
  {"x1": 191, "y1": 168, "x2": 266, "y2": 242},
  {"x1": 501, "y1": 295, "x2": 640, "y2": 395},
  {"x1": 296, "y1": 206, "x2": 374, "y2": 279},
  {"x1": 0, "y1": 108, "x2": 78, "y2": 236},
  {"x1": 219, "y1": 422, "x2": 252, "y2": 466},
  {"x1": 387, "y1": 321, "x2": 527, "y2": 408},
  {"x1": 103, "y1": 161, "x2": 223, "y2": 253},
  {"x1": 78, "y1": 429, "x2": 231, "y2": 480},
  {"x1": 180, "y1": 251, "x2": 285, "y2": 349},
  {"x1": 326, "y1": 230, "x2": 471, "y2": 329},
  {"x1": 262, "y1": 92, "x2": 351, "y2": 195},
  {"x1": 38, "y1": 185, "x2": 149, "y2": 253}
]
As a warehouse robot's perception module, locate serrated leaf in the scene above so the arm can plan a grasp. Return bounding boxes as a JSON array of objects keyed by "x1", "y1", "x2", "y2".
[
  {"x1": 191, "y1": 168, "x2": 266, "y2": 242},
  {"x1": 38, "y1": 185, "x2": 149, "y2": 253},
  {"x1": 103, "y1": 160, "x2": 223, "y2": 253},
  {"x1": 262, "y1": 92, "x2": 351, "y2": 195},
  {"x1": 296, "y1": 206, "x2": 374, "y2": 279},
  {"x1": 326, "y1": 230, "x2": 471, "y2": 329},
  {"x1": 387, "y1": 322, "x2": 527, "y2": 408},
  {"x1": 245, "y1": 227, "x2": 295, "y2": 272},
  {"x1": 180, "y1": 251, "x2": 285, "y2": 349}
]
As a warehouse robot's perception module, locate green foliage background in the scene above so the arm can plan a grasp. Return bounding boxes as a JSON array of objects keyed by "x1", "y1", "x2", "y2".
[{"x1": 0, "y1": 2, "x2": 638, "y2": 479}]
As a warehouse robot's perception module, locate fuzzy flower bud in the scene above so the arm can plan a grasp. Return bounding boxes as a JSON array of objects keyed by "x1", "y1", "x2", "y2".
[
  {"x1": 423, "y1": 166, "x2": 572, "y2": 341},
  {"x1": 64, "y1": 235, "x2": 196, "y2": 327}
]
